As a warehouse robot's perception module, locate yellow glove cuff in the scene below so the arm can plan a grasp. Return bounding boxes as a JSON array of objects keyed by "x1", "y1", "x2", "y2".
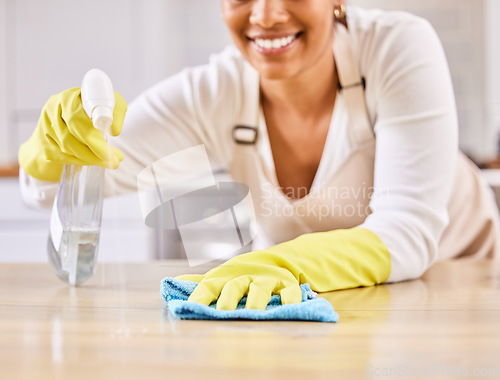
[{"x1": 275, "y1": 227, "x2": 392, "y2": 292}]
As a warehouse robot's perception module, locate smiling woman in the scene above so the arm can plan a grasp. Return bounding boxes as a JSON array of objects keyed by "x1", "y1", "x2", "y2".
[
  {"x1": 221, "y1": 0, "x2": 337, "y2": 81},
  {"x1": 18, "y1": 0, "x2": 500, "y2": 311}
]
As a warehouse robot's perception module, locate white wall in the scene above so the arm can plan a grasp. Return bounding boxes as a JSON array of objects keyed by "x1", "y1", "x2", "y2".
[{"x1": 0, "y1": 1, "x2": 9, "y2": 163}]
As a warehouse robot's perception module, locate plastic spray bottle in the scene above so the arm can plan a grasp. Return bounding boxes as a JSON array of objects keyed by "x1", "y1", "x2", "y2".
[{"x1": 47, "y1": 69, "x2": 115, "y2": 286}]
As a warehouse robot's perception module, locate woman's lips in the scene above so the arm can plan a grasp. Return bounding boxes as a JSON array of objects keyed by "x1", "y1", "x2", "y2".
[{"x1": 248, "y1": 33, "x2": 301, "y2": 56}]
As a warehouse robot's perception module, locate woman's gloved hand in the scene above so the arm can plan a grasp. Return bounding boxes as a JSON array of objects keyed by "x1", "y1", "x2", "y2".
[
  {"x1": 179, "y1": 251, "x2": 304, "y2": 311},
  {"x1": 18, "y1": 87, "x2": 127, "y2": 182},
  {"x1": 177, "y1": 227, "x2": 391, "y2": 311}
]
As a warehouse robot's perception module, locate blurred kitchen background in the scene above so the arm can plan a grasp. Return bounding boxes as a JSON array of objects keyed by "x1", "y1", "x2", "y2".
[{"x1": 1, "y1": 0, "x2": 499, "y2": 263}]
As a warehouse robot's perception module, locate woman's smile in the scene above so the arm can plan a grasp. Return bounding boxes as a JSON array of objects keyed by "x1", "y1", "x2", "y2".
[
  {"x1": 248, "y1": 32, "x2": 301, "y2": 56},
  {"x1": 221, "y1": 0, "x2": 338, "y2": 80}
]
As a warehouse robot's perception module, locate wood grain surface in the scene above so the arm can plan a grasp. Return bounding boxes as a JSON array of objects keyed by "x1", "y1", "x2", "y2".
[{"x1": 0, "y1": 260, "x2": 499, "y2": 380}]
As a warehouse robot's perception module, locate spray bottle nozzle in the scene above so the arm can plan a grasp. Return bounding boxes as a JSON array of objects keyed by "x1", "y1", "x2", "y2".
[
  {"x1": 81, "y1": 69, "x2": 115, "y2": 134},
  {"x1": 91, "y1": 105, "x2": 113, "y2": 133}
]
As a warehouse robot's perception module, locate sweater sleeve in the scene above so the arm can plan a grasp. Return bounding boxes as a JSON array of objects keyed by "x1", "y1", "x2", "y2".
[
  {"x1": 103, "y1": 46, "x2": 243, "y2": 196},
  {"x1": 354, "y1": 9, "x2": 458, "y2": 282}
]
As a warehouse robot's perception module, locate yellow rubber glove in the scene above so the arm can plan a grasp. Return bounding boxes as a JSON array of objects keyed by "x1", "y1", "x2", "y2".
[
  {"x1": 18, "y1": 87, "x2": 127, "y2": 182},
  {"x1": 177, "y1": 227, "x2": 391, "y2": 310}
]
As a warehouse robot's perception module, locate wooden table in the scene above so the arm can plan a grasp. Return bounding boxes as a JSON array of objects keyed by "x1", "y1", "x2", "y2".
[{"x1": 1, "y1": 260, "x2": 499, "y2": 379}]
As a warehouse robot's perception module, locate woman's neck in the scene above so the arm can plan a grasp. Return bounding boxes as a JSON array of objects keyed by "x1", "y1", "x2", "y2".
[{"x1": 259, "y1": 51, "x2": 337, "y2": 117}]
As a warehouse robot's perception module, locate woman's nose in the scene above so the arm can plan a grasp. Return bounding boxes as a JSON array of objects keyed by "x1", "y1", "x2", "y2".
[{"x1": 249, "y1": 0, "x2": 289, "y2": 28}]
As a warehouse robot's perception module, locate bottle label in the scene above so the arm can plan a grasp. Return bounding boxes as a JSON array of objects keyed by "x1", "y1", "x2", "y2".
[{"x1": 50, "y1": 194, "x2": 63, "y2": 251}]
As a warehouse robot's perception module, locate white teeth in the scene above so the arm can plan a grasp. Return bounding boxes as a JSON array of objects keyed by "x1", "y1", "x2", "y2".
[{"x1": 254, "y1": 35, "x2": 296, "y2": 49}]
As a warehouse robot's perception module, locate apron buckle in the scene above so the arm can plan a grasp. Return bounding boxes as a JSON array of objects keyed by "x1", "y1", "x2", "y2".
[
  {"x1": 233, "y1": 125, "x2": 258, "y2": 145},
  {"x1": 338, "y1": 76, "x2": 366, "y2": 91}
]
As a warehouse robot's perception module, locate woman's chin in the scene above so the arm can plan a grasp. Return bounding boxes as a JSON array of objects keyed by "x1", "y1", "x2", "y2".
[{"x1": 251, "y1": 64, "x2": 299, "y2": 81}]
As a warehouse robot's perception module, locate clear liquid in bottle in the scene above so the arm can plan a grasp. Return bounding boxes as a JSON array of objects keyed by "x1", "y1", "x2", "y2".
[{"x1": 47, "y1": 165, "x2": 104, "y2": 286}]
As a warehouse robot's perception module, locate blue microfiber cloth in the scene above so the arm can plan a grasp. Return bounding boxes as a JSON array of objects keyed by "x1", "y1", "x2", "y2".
[{"x1": 161, "y1": 277, "x2": 339, "y2": 323}]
